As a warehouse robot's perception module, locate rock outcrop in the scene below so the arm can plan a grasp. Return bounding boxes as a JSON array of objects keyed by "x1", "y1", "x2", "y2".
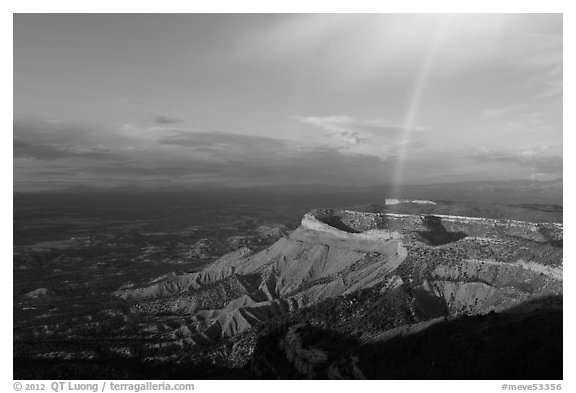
[{"x1": 114, "y1": 207, "x2": 562, "y2": 347}]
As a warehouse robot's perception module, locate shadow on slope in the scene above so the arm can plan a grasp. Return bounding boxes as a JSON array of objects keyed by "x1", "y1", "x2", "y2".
[
  {"x1": 251, "y1": 324, "x2": 361, "y2": 379},
  {"x1": 247, "y1": 296, "x2": 562, "y2": 379},
  {"x1": 416, "y1": 215, "x2": 468, "y2": 246},
  {"x1": 316, "y1": 215, "x2": 360, "y2": 233},
  {"x1": 13, "y1": 357, "x2": 251, "y2": 380},
  {"x1": 355, "y1": 295, "x2": 562, "y2": 379},
  {"x1": 13, "y1": 296, "x2": 562, "y2": 380},
  {"x1": 537, "y1": 226, "x2": 563, "y2": 248}
]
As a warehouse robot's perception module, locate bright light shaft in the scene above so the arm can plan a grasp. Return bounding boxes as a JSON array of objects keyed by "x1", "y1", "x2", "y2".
[{"x1": 391, "y1": 18, "x2": 448, "y2": 198}]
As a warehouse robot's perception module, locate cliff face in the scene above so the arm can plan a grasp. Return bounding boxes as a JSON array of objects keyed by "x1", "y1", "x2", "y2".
[
  {"x1": 301, "y1": 211, "x2": 400, "y2": 240},
  {"x1": 116, "y1": 209, "x2": 409, "y2": 343},
  {"x1": 114, "y1": 207, "x2": 562, "y2": 350}
]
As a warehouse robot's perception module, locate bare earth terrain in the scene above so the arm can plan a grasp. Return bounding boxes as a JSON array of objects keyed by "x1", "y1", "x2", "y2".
[{"x1": 13, "y1": 193, "x2": 562, "y2": 379}]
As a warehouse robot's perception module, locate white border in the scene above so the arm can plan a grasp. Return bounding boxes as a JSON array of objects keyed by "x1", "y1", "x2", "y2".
[{"x1": 5, "y1": 3, "x2": 572, "y2": 391}]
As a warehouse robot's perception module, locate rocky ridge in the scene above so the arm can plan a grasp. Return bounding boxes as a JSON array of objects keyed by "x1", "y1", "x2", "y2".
[{"x1": 114, "y1": 206, "x2": 562, "y2": 350}]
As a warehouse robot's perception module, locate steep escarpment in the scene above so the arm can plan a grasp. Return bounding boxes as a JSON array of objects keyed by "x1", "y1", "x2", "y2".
[
  {"x1": 113, "y1": 206, "x2": 562, "y2": 356},
  {"x1": 115, "y1": 210, "x2": 408, "y2": 343}
]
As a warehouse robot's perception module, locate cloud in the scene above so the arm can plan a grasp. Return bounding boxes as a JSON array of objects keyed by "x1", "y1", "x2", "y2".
[
  {"x1": 13, "y1": 118, "x2": 120, "y2": 161},
  {"x1": 505, "y1": 32, "x2": 563, "y2": 101},
  {"x1": 529, "y1": 63, "x2": 562, "y2": 100},
  {"x1": 156, "y1": 129, "x2": 301, "y2": 159},
  {"x1": 13, "y1": 136, "x2": 113, "y2": 161},
  {"x1": 64, "y1": 139, "x2": 394, "y2": 187},
  {"x1": 152, "y1": 115, "x2": 184, "y2": 125},
  {"x1": 339, "y1": 131, "x2": 362, "y2": 146},
  {"x1": 158, "y1": 129, "x2": 286, "y2": 147},
  {"x1": 297, "y1": 115, "x2": 427, "y2": 157},
  {"x1": 127, "y1": 127, "x2": 398, "y2": 185},
  {"x1": 14, "y1": 117, "x2": 130, "y2": 148},
  {"x1": 14, "y1": 115, "x2": 560, "y2": 192},
  {"x1": 467, "y1": 147, "x2": 562, "y2": 175},
  {"x1": 14, "y1": 118, "x2": 399, "y2": 189},
  {"x1": 299, "y1": 115, "x2": 424, "y2": 136},
  {"x1": 482, "y1": 104, "x2": 527, "y2": 118}
]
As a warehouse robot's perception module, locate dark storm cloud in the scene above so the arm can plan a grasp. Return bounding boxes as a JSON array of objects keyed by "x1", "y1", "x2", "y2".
[{"x1": 152, "y1": 115, "x2": 184, "y2": 125}]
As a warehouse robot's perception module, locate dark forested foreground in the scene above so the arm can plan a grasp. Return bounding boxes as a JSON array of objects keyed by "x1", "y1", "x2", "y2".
[{"x1": 14, "y1": 297, "x2": 563, "y2": 380}]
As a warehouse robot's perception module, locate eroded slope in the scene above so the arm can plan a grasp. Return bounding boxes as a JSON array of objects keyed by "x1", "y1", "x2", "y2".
[{"x1": 113, "y1": 207, "x2": 562, "y2": 352}]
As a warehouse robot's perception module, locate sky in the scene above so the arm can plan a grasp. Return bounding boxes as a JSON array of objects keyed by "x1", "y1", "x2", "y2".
[{"x1": 13, "y1": 13, "x2": 563, "y2": 192}]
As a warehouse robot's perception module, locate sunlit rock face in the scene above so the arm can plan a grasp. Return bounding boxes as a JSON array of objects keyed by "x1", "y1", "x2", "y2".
[{"x1": 114, "y1": 206, "x2": 562, "y2": 347}]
